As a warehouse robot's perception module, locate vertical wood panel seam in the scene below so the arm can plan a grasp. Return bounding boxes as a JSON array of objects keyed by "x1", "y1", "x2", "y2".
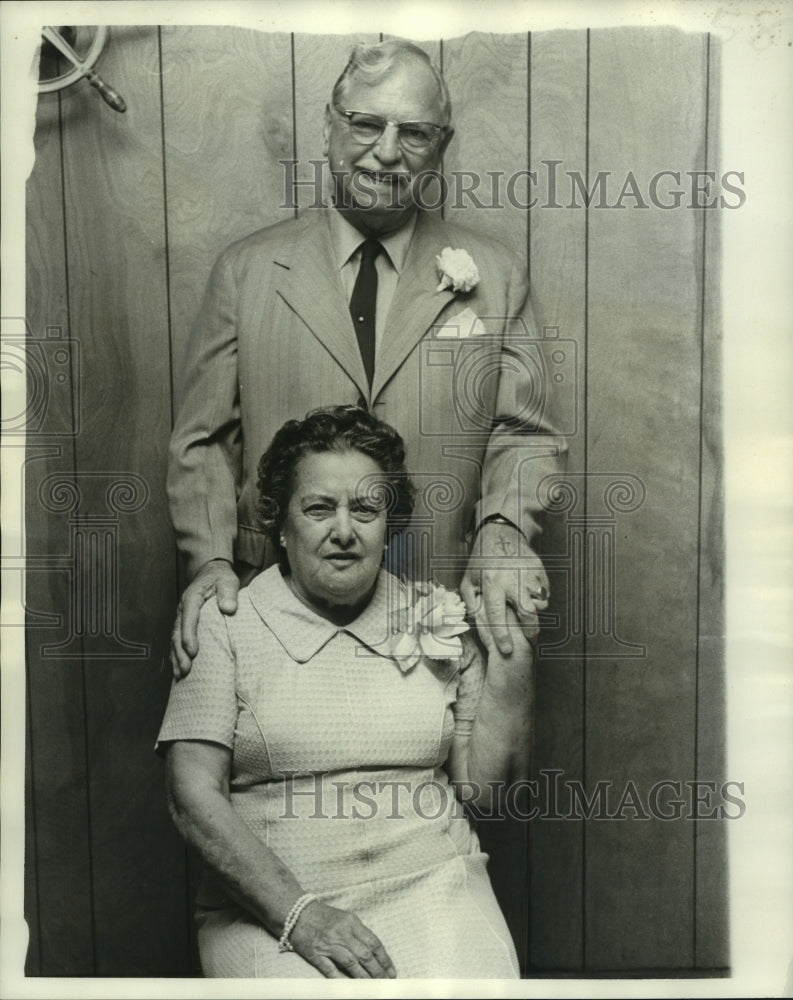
[
  {"x1": 582, "y1": 25, "x2": 590, "y2": 973},
  {"x1": 58, "y1": 86, "x2": 98, "y2": 976},
  {"x1": 57, "y1": 93, "x2": 76, "y2": 425},
  {"x1": 156, "y1": 27, "x2": 176, "y2": 430},
  {"x1": 526, "y1": 32, "x2": 531, "y2": 287},
  {"x1": 290, "y1": 33, "x2": 298, "y2": 221},
  {"x1": 693, "y1": 30, "x2": 712, "y2": 970},
  {"x1": 25, "y1": 667, "x2": 42, "y2": 974},
  {"x1": 439, "y1": 38, "x2": 445, "y2": 223},
  {"x1": 156, "y1": 28, "x2": 192, "y2": 969},
  {"x1": 524, "y1": 32, "x2": 533, "y2": 973}
]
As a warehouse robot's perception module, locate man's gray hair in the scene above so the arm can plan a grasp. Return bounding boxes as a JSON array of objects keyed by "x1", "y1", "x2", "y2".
[{"x1": 331, "y1": 39, "x2": 452, "y2": 124}]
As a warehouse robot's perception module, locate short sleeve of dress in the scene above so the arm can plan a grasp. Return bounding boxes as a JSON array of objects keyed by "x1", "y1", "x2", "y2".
[
  {"x1": 155, "y1": 599, "x2": 238, "y2": 753},
  {"x1": 452, "y1": 632, "x2": 486, "y2": 739}
]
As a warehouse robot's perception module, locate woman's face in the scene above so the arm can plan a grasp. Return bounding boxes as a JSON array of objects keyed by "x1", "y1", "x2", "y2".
[{"x1": 280, "y1": 448, "x2": 388, "y2": 622}]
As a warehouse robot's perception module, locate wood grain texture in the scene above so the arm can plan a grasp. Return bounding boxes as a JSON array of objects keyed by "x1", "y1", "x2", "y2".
[
  {"x1": 160, "y1": 26, "x2": 294, "y2": 408},
  {"x1": 21, "y1": 25, "x2": 726, "y2": 978},
  {"x1": 58, "y1": 26, "x2": 185, "y2": 975},
  {"x1": 694, "y1": 34, "x2": 728, "y2": 971},
  {"x1": 25, "y1": 86, "x2": 95, "y2": 975},
  {"x1": 526, "y1": 27, "x2": 589, "y2": 971},
  {"x1": 443, "y1": 32, "x2": 529, "y2": 260},
  {"x1": 584, "y1": 26, "x2": 708, "y2": 969}
]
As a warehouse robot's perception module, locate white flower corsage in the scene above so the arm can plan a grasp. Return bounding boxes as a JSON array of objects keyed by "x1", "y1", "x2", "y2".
[
  {"x1": 390, "y1": 581, "x2": 470, "y2": 673},
  {"x1": 435, "y1": 247, "x2": 480, "y2": 294}
]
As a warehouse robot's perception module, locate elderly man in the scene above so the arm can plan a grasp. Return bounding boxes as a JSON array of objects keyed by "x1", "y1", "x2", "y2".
[{"x1": 168, "y1": 38, "x2": 566, "y2": 675}]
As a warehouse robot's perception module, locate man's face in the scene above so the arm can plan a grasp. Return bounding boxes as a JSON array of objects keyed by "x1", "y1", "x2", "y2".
[{"x1": 323, "y1": 61, "x2": 453, "y2": 236}]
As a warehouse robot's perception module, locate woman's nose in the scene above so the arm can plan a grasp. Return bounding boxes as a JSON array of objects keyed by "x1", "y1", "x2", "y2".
[{"x1": 330, "y1": 508, "x2": 355, "y2": 544}]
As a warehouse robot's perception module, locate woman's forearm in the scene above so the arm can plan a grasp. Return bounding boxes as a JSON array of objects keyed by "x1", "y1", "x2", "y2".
[{"x1": 166, "y1": 742, "x2": 304, "y2": 937}]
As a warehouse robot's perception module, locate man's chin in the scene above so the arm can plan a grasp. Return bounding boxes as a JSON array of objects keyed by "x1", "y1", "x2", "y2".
[{"x1": 338, "y1": 202, "x2": 417, "y2": 236}]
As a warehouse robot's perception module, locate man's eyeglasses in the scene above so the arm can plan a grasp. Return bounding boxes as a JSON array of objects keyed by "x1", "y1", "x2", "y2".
[{"x1": 333, "y1": 104, "x2": 448, "y2": 153}]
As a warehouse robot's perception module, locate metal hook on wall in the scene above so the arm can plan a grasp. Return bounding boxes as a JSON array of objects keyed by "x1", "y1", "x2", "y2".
[{"x1": 39, "y1": 26, "x2": 127, "y2": 113}]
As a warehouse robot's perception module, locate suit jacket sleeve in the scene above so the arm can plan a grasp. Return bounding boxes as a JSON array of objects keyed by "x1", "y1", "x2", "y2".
[
  {"x1": 473, "y1": 254, "x2": 568, "y2": 548},
  {"x1": 167, "y1": 249, "x2": 243, "y2": 580}
]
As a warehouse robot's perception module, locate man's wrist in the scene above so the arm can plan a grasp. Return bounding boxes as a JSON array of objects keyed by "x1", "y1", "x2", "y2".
[
  {"x1": 471, "y1": 515, "x2": 528, "y2": 545},
  {"x1": 190, "y1": 557, "x2": 234, "y2": 582},
  {"x1": 203, "y1": 557, "x2": 234, "y2": 571}
]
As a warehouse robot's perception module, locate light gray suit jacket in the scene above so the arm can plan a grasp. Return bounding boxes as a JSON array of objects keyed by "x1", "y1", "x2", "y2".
[{"x1": 168, "y1": 208, "x2": 566, "y2": 585}]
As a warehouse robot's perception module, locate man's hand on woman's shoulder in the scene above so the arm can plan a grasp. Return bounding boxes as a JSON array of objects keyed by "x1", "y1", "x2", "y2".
[{"x1": 170, "y1": 559, "x2": 240, "y2": 679}]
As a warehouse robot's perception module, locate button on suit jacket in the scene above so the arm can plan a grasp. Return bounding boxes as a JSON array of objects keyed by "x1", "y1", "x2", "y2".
[{"x1": 167, "y1": 208, "x2": 567, "y2": 584}]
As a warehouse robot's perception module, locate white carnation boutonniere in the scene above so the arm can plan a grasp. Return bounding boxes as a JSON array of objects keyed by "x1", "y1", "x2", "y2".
[
  {"x1": 435, "y1": 247, "x2": 480, "y2": 294},
  {"x1": 389, "y1": 581, "x2": 470, "y2": 673}
]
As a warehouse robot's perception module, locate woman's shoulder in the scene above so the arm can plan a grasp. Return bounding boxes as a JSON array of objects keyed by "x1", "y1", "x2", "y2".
[
  {"x1": 230, "y1": 566, "x2": 287, "y2": 631},
  {"x1": 238, "y1": 564, "x2": 285, "y2": 604}
]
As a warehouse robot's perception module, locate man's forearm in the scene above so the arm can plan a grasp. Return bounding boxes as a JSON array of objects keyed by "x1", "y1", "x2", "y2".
[
  {"x1": 167, "y1": 450, "x2": 239, "y2": 580},
  {"x1": 168, "y1": 246, "x2": 244, "y2": 579},
  {"x1": 476, "y1": 268, "x2": 568, "y2": 548}
]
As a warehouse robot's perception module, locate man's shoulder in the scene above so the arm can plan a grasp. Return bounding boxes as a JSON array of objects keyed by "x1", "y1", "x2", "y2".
[{"x1": 215, "y1": 211, "x2": 322, "y2": 269}]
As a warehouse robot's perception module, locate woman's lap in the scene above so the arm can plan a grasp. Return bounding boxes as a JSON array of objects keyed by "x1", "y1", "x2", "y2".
[
  {"x1": 196, "y1": 854, "x2": 519, "y2": 979},
  {"x1": 196, "y1": 905, "x2": 323, "y2": 978}
]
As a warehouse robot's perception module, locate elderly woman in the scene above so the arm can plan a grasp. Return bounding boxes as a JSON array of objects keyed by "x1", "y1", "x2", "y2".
[{"x1": 157, "y1": 405, "x2": 533, "y2": 979}]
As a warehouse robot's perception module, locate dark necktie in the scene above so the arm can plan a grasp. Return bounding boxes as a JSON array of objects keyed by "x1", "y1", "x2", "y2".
[{"x1": 349, "y1": 239, "x2": 382, "y2": 389}]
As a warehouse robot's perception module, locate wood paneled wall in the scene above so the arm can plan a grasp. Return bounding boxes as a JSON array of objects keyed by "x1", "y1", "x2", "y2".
[{"x1": 24, "y1": 26, "x2": 726, "y2": 977}]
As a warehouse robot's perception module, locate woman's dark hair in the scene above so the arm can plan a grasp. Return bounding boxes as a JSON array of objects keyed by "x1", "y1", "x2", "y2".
[{"x1": 256, "y1": 405, "x2": 415, "y2": 567}]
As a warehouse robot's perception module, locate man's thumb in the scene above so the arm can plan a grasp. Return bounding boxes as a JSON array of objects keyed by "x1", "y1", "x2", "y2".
[{"x1": 216, "y1": 573, "x2": 239, "y2": 615}]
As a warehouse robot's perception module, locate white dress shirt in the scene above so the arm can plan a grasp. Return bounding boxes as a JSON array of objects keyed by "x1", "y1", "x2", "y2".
[{"x1": 326, "y1": 208, "x2": 418, "y2": 346}]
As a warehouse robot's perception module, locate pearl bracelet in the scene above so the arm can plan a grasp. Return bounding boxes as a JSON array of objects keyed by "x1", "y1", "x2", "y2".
[{"x1": 278, "y1": 892, "x2": 317, "y2": 953}]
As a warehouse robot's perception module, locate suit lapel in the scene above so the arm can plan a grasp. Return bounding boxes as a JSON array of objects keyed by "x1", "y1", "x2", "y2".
[
  {"x1": 273, "y1": 211, "x2": 369, "y2": 395},
  {"x1": 372, "y1": 211, "x2": 457, "y2": 400}
]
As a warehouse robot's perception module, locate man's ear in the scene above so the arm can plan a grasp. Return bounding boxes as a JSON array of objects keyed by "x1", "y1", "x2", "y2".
[{"x1": 323, "y1": 104, "x2": 332, "y2": 157}]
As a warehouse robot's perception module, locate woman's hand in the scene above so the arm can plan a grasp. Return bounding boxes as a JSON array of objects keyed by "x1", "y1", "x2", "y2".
[
  {"x1": 289, "y1": 900, "x2": 397, "y2": 979},
  {"x1": 167, "y1": 743, "x2": 396, "y2": 978}
]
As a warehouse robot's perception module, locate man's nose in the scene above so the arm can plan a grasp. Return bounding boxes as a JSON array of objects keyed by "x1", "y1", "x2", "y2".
[
  {"x1": 330, "y1": 508, "x2": 355, "y2": 544},
  {"x1": 372, "y1": 124, "x2": 402, "y2": 165}
]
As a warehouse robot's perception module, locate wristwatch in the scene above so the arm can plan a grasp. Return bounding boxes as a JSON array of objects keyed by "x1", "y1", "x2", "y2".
[{"x1": 467, "y1": 514, "x2": 528, "y2": 545}]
